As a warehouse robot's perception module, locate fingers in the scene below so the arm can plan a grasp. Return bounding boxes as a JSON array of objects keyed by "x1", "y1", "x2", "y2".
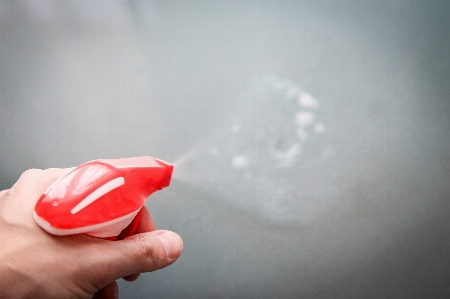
[
  {"x1": 92, "y1": 281, "x2": 118, "y2": 299},
  {"x1": 122, "y1": 273, "x2": 140, "y2": 282},
  {"x1": 87, "y1": 230, "x2": 183, "y2": 287},
  {"x1": 135, "y1": 206, "x2": 156, "y2": 233},
  {"x1": 119, "y1": 206, "x2": 155, "y2": 282}
]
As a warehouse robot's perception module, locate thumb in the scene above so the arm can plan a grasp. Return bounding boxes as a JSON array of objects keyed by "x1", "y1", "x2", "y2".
[{"x1": 87, "y1": 230, "x2": 183, "y2": 287}]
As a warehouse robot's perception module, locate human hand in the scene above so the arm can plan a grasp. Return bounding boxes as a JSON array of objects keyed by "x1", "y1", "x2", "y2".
[{"x1": 0, "y1": 168, "x2": 183, "y2": 299}]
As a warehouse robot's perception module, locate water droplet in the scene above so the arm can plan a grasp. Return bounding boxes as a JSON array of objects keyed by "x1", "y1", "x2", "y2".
[
  {"x1": 232, "y1": 155, "x2": 249, "y2": 169},
  {"x1": 51, "y1": 200, "x2": 59, "y2": 206},
  {"x1": 298, "y1": 92, "x2": 319, "y2": 108},
  {"x1": 295, "y1": 112, "x2": 315, "y2": 127}
]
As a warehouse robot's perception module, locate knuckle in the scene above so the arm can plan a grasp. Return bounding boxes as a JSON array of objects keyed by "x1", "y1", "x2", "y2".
[
  {"x1": 20, "y1": 168, "x2": 43, "y2": 179},
  {"x1": 131, "y1": 234, "x2": 166, "y2": 272},
  {"x1": 0, "y1": 189, "x2": 10, "y2": 201},
  {"x1": 13, "y1": 168, "x2": 70, "y2": 192},
  {"x1": 13, "y1": 169, "x2": 43, "y2": 187}
]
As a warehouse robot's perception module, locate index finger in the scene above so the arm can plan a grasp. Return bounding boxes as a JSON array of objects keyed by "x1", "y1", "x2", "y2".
[{"x1": 135, "y1": 205, "x2": 156, "y2": 234}]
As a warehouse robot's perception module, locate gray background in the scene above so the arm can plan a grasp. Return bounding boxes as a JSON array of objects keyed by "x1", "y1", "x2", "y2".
[{"x1": 1, "y1": 1, "x2": 450, "y2": 298}]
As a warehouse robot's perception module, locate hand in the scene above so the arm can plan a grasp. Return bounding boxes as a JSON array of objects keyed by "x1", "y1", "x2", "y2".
[{"x1": 0, "y1": 168, "x2": 183, "y2": 299}]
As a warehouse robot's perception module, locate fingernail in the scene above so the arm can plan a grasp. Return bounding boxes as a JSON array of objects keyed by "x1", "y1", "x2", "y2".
[{"x1": 157, "y1": 231, "x2": 183, "y2": 259}]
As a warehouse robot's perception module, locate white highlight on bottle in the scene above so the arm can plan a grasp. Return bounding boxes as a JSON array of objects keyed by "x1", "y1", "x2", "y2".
[{"x1": 70, "y1": 177, "x2": 124, "y2": 214}]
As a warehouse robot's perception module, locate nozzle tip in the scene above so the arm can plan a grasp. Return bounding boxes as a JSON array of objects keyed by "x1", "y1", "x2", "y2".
[{"x1": 154, "y1": 158, "x2": 174, "y2": 188}]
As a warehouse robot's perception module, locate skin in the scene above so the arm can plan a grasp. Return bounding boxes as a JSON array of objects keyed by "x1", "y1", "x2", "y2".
[{"x1": 0, "y1": 168, "x2": 183, "y2": 299}]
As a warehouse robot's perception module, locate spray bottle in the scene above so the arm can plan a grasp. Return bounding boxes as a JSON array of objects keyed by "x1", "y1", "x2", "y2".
[{"x1": 33, "y1": 156, "x2": 173, "y2": 240}]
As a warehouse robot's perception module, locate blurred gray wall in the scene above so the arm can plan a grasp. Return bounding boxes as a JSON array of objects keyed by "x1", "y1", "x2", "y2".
[{"x1": 1, "y1": 1, "x2": 450, "y2": 298}]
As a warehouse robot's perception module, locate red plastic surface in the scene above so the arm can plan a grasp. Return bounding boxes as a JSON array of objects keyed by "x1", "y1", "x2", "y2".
[{"x1": 33, "y1": 156, "x2": 173, "y2": 239}]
